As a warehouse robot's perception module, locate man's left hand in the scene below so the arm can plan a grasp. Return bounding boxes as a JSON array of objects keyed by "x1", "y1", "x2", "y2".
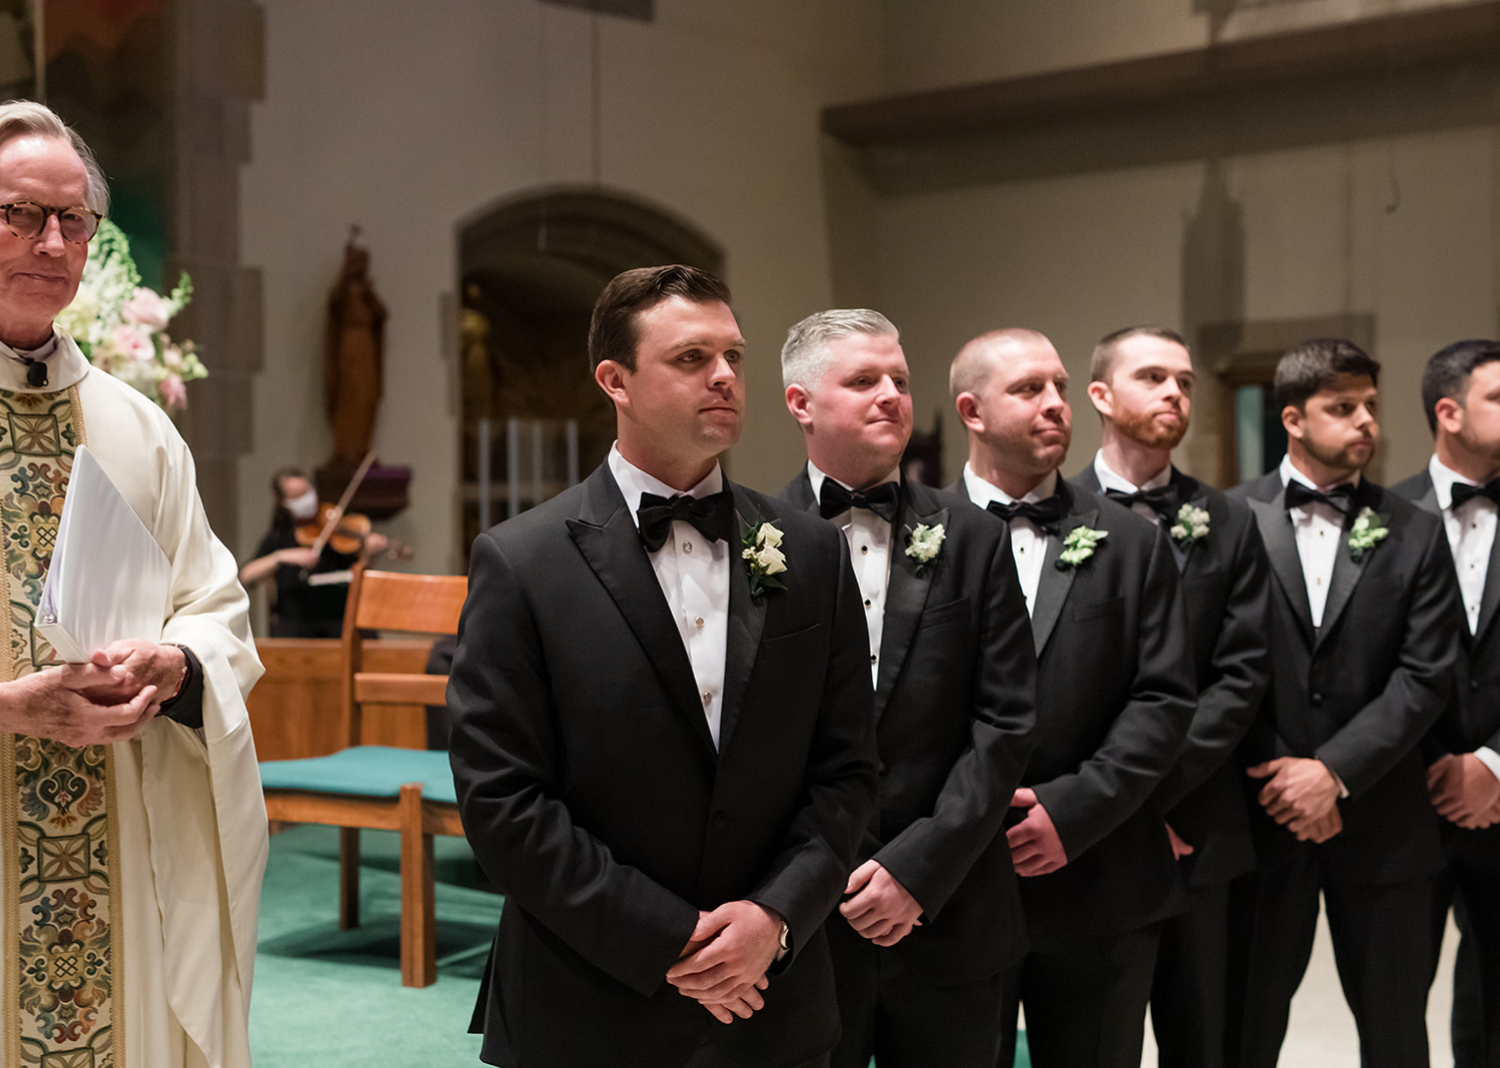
[
  {"x1": 839, "y1": 860, "x2": 923, "y2": 947},
  {"x1": 1428, "y1": 753, "x2": 1500, "y2": 827},
  {"x1": 1248, "y1": 757, "x2": 1339, "y2": 826},
  {"x1": 75, "y1": 640, "x2": 186, "y2": 706},
  {"x1": 665, "y1": 901, "x2": 780, "y2": 1004},
  {"x1": 1007, "y1": 788, "x2": 1067, "y2": 877}
]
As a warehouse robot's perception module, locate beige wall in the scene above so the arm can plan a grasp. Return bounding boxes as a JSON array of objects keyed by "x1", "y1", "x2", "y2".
[{"x1": 240, "y1": 0, "x2": 881, "y2": 572}]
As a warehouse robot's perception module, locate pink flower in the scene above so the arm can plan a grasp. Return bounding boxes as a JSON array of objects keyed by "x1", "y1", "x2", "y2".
[
  {"x1": 160, "y1": 373, "x2": 187, "y2": 409},
  {"x1": 110, "y1": 323, "x2": 155, "y2": 362},
  {"x1": 121, "y1": 287, "x2": 172, "y2": 331}
]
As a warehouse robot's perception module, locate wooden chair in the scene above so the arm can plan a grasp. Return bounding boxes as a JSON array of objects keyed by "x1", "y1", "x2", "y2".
[{"x1": 258, "y1": 564, "x2": 469, "y2": 987}]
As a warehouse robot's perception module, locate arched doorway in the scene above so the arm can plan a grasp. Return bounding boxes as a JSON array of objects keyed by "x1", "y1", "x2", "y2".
[{"x1": 456, "y1": 188, "x2": 723, "y2": 558}]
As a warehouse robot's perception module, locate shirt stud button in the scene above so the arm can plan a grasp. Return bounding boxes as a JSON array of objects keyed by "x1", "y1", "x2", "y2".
[
  {"x1": 683, "y1": 542, "x2": 693, "y2": 553},
  {"x1": 701, "y1": 691, "x2": 711, "y2": 706},
  {"x1": 695, "y1": 616, "x2": 705, "y2": 628}
]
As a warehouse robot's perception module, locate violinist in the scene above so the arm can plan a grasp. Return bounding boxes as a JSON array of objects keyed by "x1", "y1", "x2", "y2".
[{"x1": 239, "y1": 466, "x2": 388, "y2": 637}]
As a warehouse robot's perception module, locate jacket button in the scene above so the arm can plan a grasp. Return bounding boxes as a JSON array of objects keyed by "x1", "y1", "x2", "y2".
[{"x1": 1310, "y1": 693, "x2": 1324, "y2": 706}]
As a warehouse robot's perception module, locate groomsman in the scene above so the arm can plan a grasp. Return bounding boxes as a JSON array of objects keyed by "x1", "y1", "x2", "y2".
[
  {"x1": 949, "y1": 328, "x2": 1196, "y2": 1068},
  {"x1": 1071, "y1": 326, "x2": 1270, "y2": 1068},
  {"x1": 778, "y1": 309, "x2": 1037, "y2": 1068},
  {"x1": 447, "y1": 266, "x2": 878, "y2": 1068},
  {"x1": 1226, "y1": 338, "x2": 1460, "y2": 1068},
  {"x1": 1393, "y1": 338, "x2": 1500, "y2": 1068}
]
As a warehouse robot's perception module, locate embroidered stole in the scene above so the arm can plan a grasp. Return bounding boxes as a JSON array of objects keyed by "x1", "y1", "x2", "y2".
[{"x1": 0, "y1": 387, "x2": 122, "y2": 1068}]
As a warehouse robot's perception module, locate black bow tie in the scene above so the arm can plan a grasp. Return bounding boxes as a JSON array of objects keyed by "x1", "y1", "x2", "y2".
[
  {"x1": 987, "y1": 494, "x2": 1069, "y2": 535},
  {"x1": 636, "y1": 489, "x2": 735, "y2": 553},
  {"x1": 1284, "y1": 481, "x2": 1355, "y2": 515},
  {"x1": 819, "y1": 479, "x2": 899, "y2": 523},
  {"x1": 1451, "y1": 479, "x2": 1500, "y2": 510},
  {"x1": 1105, "y1": 484, "x2": 1178, "y2": 523}
]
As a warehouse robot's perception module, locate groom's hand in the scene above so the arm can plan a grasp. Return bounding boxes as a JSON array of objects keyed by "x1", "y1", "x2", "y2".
[
  {"x1": 840, "y1": 860, "x2": 922, "y2": 946},
  {"x1": 666, "y1": 901, "x2": 780, "y2": 1005}
]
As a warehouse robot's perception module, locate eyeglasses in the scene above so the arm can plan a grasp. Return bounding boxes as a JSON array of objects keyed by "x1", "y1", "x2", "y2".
[{"x1": 0, "y1": 201, "x2": 103, "y2": 243}]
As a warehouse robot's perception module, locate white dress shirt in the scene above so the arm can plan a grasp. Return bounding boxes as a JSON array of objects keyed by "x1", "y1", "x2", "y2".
[
  {"x1": 1280, "y1": 454, "x2": 1354, "y2": 630},
  {"x1": 1093, "y1": 452, "x2": 1172, "y2": 526},
  {"x1": 1428, "y1": 454, "x2": 1500, "y2": 783},
  {"x1": 964, "y1": 463, "x2": 1056, "y2": 616},
  {"x1": 807, "y1": 462, "x2": 898, "y2": 685},
  {"x1": 608, "y1": 444, "x2": 730, "y2": 749}
]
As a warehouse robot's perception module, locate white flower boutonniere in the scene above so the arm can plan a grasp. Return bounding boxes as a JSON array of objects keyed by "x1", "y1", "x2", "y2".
[
  {"x1": 742, "y1": 519, "x2": 788, "y2": 600},
  {"x1": 905, "y1": 523, "x2": 945, "y2": 575},
  {"x1": 1348, "y1": 507, "x2": 1389, "y2": 562},
  {"x1": 1057, "y1": 525, "x2": 1108, "y2": 570},
  {"x1": 1170, "y1": 503, "x2": 1211, "y2": 549}
]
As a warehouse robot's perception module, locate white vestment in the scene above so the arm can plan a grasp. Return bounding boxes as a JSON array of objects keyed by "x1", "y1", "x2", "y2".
[{"x1": 0, "y1": 329, "x2": 266, "y2": 1068}]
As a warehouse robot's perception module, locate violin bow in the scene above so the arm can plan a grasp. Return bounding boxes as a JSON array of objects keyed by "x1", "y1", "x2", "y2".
[{"x1": 308, "y1": 450, "x2": 378, "y2": 561}]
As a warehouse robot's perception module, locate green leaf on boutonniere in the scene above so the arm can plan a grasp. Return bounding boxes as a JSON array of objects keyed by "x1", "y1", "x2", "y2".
[
  {"x1": 1170, "y1": 503, "x2": 1211, "y2": 548},
  {"x1": 1348, "y1": 506, "x2": 1389, "y2": 562},
  {"x1": 904, "y1": 522, "x2": 945, "y2": 575},
  {"x1": 1057, "y1": 525, "x2": 1108, "y2": 569},
  {"x1": 741, "y1": 518, "x2": 787, "y2": 600}
]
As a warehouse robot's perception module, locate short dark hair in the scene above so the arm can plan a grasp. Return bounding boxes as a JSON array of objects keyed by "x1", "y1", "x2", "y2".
[
  {"x1": 1090, "y1": 325, "x2": 1188, "y2": 383},
  {"x1": 1273, "y1": 338, "x2": 1381, "y2": 412},
  {"x1": 1420, "y1": 339, "x2": 1500, "y2": 435},
  {"x1": 587, "y1": 265, "x2": 732, "y2": 373}
]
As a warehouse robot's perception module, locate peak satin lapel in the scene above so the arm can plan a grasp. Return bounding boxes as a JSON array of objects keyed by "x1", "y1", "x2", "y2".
[
  {"x1": 1030, "y1": 508, "x2": 1094, "y2": 655},
  {"x1": 1318, "y1": 500, "x2": 1385, "y2": 649},
  {"x1": 718, "y1": 493, "x2": 769, "y2": 754},
  {"x1": 1247, "y1": 494, "x2": 1315, "y2": 643},
  {"x1": 568, "y1": 508, "x2": 717, "y2": 757},
  {"x1": 875, "y1": 501, "x2": 946, "y2": 717}
]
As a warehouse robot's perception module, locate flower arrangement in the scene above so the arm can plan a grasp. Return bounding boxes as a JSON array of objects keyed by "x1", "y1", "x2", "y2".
[
  {"x1": 905, "y1": 523, "x2": 945, "y2": 575},
  {"x1": 741, "y1": 519, "x2": 788, "y2": 600},
  {"x1": 1170, "y1": 503, "x2": 1211, "y2": 549},
  {"x1": 1057, "y1": 525, "x2": 1108, "y2": 569},
  {"x1": 1348, "y1": 507, "x2": 1389, "y2": 562},
  {"x1": 56, "y1": 220, "x2": 205, "y2": 413}
]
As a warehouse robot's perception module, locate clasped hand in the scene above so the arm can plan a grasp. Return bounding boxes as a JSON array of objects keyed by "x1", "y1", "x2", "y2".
[
  {"x1": 665, "y1": 900, "x2": 780, "y2": 1024},
  {"x1": 0, "y1": 639, "x2": 185, "y2": 747},
  {"x1": 1248, "y1": 756, "x2": 1342, "y2": 842},
  {"x1": 1428, "y1": 753, "x2": 1500, "y2": 829},
  {"x1": 840, "y1": 859, "x2": 922, "y2": 947},
  {"x1": 1007, "y1": 788, "x2": 1068, "y2": 876}
]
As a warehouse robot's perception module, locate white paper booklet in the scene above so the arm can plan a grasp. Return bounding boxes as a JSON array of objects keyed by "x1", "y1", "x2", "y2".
[{"x1": 36, "y1": 444, "x2": 172, "y2": 663}]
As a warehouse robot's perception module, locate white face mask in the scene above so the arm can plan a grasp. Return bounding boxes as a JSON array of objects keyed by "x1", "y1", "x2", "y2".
[{"x1": 285, "y1": 487, "x2": 320, "y2": 522}]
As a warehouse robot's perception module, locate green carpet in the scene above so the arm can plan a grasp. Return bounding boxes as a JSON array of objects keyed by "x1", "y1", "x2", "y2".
[{"x1": 250, "y1": 825, "x2": 1032, "y2": 1066}]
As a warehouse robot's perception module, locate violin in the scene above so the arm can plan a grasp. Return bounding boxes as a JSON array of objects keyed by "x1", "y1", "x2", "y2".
[{"x1": 294, "y1": 452, "x2": 413, "y2": 564}]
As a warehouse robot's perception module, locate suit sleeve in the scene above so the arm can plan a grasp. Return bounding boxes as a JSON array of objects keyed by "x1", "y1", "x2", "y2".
[
  {"x1": 1315, "y1": 517, "x2": 1461, "y2": 796},
  {"x1": 1155, "y1": 507, "x2": 1271, "y2": 811},
  {"x1": 748, "y1": 528, "x2": 879, "y2": 961},
  {"x1": 447, "y1": 532, "x2": 700, "y2": 998},
  {"x1": 873, "y1": 525, "x2": 1037, "y2": 919},
  {"x1": 1034, "y1": 525, "x2": 1197, "y2": 861}
]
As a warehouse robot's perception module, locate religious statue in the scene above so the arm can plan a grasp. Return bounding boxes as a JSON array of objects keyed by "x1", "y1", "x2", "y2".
[{"x1": 324, "y1": 228, "x2": 387, "y2": 463}]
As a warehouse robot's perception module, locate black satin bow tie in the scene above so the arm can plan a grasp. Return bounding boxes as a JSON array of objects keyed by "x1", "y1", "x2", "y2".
[
  {"x1": 1105, "y1": 484, "x2": 1178, "y2": 523},
  {"x1": 1451, "y1": 479, "x2": 1500, "y2": 510},
  {"x1": 987, "y1": 494, "x2": 1068, "y2": 534},
  {"x1": 1284, "y1": 481, "x2": 1355, "y2": 515},
  {"x1": 819, "y1": 479, "x2": 899, "y2": 523},
  {"x1": 636, "y1": 489, "x2": 735, "y2": 553}
]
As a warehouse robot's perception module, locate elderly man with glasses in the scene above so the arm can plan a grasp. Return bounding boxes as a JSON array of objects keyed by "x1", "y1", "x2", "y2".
[{"x1": 0, "y1": 100, "x2": 266, "y2": 1068}]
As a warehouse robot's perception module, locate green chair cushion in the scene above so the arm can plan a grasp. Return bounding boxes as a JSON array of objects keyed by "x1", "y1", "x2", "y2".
[{"x1": 260, "y1": 746, "x2": 458, "y2": 806}]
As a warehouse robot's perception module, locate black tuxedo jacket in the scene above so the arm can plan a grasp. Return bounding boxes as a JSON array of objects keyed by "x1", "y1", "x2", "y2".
[
  {"x1": 782, "y1": 473, "x2": 1037, "y2": 981},
  {"x1": 956, "y1": 478, "x2": 1197, "y2": 940},
  {"x1": 1229, "y1": 472, "x2": 1459, "y2": 882},
  {"x1": 448, "y1": 464, "x2": 879, "y2": 1068},
  {"x1": 1072, "y1": 466, "x2": 1269, "y2": 887},
  {"x1": 1392, "y1": 469, "x2": 1500, "y2": 761}
]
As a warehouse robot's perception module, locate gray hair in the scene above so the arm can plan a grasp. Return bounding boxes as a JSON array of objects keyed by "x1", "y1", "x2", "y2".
[
  {"x1": 781, "y1": 308, "x2": 899, "y2": 391},
  {"x1": 0, "y1": 100, "x2": 109, "y2": 215}
]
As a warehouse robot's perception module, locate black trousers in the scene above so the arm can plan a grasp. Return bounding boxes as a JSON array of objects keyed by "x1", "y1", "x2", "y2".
[
  {"x1": 1226, "y1": 848, "x2": 1434, "y2": 1068},
  {"x1": 1431, "y1": 828, "x2": 1500, "y2": 1068},
  {"x1": 997, "y1": 925, "x2": 1160, "y2": 1068},
  {"x1": 684, "y1": 1043, "x2": 828, "y2": 1068},
  {"x1": 1151, "y1": 879, "x2": 1232, "y2": 1068},
  {"x1": 826, "y1": 918, "x2": 1007, "y2": 1068}
]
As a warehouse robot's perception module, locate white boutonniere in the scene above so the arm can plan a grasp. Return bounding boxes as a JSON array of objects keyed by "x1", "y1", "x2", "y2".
[
  {"x1": 905, "y1": 523, "x2": 945, "y2": 575},
  {"x1": 1348, "y1": 507, "x2": 1389, "y2": 562},
  {"x1": 1170, "y1": 503, "x2": 1211, "y2": 549},
  {"x1": 741, "y1": 519, "x2": 788, "y2": 600},
  {"x1": 1057, "y1": 525, "x2": 1108, "y2": 569}
]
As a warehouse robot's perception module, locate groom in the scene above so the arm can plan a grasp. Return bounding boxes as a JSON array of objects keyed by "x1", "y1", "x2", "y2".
[{"x1": 448, "y1": 265, "x2": 878, "y2": 1068}]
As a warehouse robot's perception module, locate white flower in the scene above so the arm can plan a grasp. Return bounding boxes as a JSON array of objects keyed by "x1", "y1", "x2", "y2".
[
  {"x1": 1349, "y1": 507, "x2": 1389, "y2": 562},
  {"x1": 905, "y1": 523, "x2": 945, "y2": 572},
  {"x1": 1057, "y1": 525, "x2": 1108, "y2": 569},
  {"x1": 1170, "y1": 503, "x2": 1211, "y2": 547},
  {"x1": 741, "y1": 519, "x2": 788, "y2": 599}
]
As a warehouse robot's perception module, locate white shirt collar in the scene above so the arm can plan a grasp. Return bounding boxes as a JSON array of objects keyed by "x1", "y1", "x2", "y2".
[
  {"x1": 963, "y1": 462, "x2": 1057, "y2": 508},
  {"x1": 1279, "y1": 452, "x2": 1360, "y2": 494},
  {"x1": 1429, "y1": 453, "x2": 1495, "y2": 512},
  {"x1": 0, "y1": 324, "x2": 89, "y2": 393},
  {"x1": 1093, "y1": 451, "x2": 1171, "y2": 496},
  {"x1": 607, "y1": 443, "x2": 724, "y2": 533},
  {"x1": 806, "y1": 461, "x2": 900, "y2": 512}
]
